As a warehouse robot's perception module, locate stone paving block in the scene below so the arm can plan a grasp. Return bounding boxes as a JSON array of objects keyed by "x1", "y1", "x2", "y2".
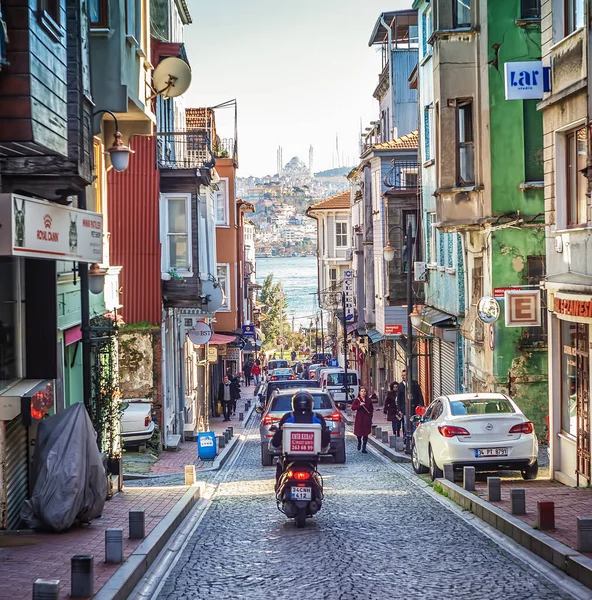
[
  {"x1": 487, "y1": 477, "x2": 501, "y2": 502},
  {"x1": 33, "y1": 579, "x2": 60, "y2": 600},
  {"x1": 443, "y1": 463, "x2": 454, "y2": 482},
  {"x1": 381, "y1": 431, "x2": 389, "y2": 444},
  {"x1": 184, "y1": 465, "x2": 196, "y2": 486},
  {"x1": 105, "y1": 528, "x2": 123, "y2": 564},
  {"x1": 375, "y1": 426, "x2": 382, "y2": 439},
  {"x1": 217, "y1": 435, "x2": 225, "y2": 449},
  {"x1": 71, "y1": 555, "x2": 93, "y2": 598},
  {"x1": 463, "y1": 466, "x2": 475, "y2": 491},
  {"x1": 389, "y1": 435, "x2": 397, "y2": 448},
  {"x1": 537, "y1": 501, "x2": 555, "y2": 531},
  {"x1": 371, "y1": 425, "x2": 377, "y2": 436},
  {"x1": 577, "y1": 516, "x2": 592, "y2": 552},
  {"x1": 510, "y1": 489, "x2": 526, "y2": 515},
  {"x1": 129, "y1": 509, "x2": 146, "y2": 539}
]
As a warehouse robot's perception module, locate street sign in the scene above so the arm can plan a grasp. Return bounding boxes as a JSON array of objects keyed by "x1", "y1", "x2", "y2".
[
  {"x1": 329, "y1": 358, "x2": 338, "y2": 367},
  {"x1": 207, "y1": 345, "x2": 218, "y2": 362},
  {"x1": 504, "y1": 61, "x2": 549, "y2": 100},
  {"x1": 278, "y1": 335, "x2": 286, "y2": 345},
  {"x1": 342, "y1": 269, "x2": 355, "y2": 322},
  {"x1": 493, "y1": 286, "x2": 522, "y2": 299},
  {"x1": 384, "y1": 324, "x2": 402, "y2": 335},
  {"x1": 504, "y1": 290, "x2": 541, "y2": 327},
  {"x1": 242, "y1": 324, "x2": 255, "y2": 337}
]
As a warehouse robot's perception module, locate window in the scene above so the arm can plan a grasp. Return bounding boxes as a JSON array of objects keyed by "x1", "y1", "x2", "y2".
[
  {"x1": 163, "y1": 193, "x2": 192, "y2": 273},
  {"x1": 124, "y1": 0, "x2": 140, "y2": 42},
  {"x1": 566, "y1": 127, "x2": 588, "y2": 227},
  {"x1": 402, "y1": 211, "x2": 418, "y2": 272},
  {"x1": 521, "y1": 0, "x2": 540, "y2": 19},
  {"x1": 335, "y1": 222, "x2": 348, "y2": 248},
  {"x1": 565, "y1": 0, "x2": 584, "y2": 37},
  {"x1": 217, "y1": 263, "x2": 230, "y2": 311},
  {"x1": 0, "y1": 258, "x2": 19, "y2": 392},
  {"x1": 329, "y1": 267, "x2": 338, "y2": 291},
  {"x1": 421, "y1": 9, "x2": 433, "y2": 57},
  {"x1": 37, "y1": 0, "x2": 62, "y2": 36},
  {"x1": 428, "y1": 212, "x2": 437, "y2": 264},
  {"x1": 561, "y1": 322, "x2": 588, "y2": 437},
  {"x1": 215, "y1": 179, "x2": 229, "y2": 226},
  {"x1": 89, "y1": 0, "x2": 108, "y2": 27},
  {"x1": 457, "y1": 100, "x2": 475, "y2": 185},
  {"x1": 521, "y1": 256, "x2": 547, "y2": 345},
  {"x1": 471, "y1": 256, "x2": 484, "y2": 343},
  {"x1": 450, "y1": 398, "x2": 514, "y2": 416},
  {"x1": 423, "y1": 106, "x2": 435, "y2": 162},
  {"x1": 453, "y1": 0, "x2": 471, "y2": 28}
]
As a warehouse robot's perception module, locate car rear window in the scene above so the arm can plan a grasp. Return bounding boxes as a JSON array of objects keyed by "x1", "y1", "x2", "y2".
[
  {"x1": 271, "y1": 394, "x2": 333, "y2": 412},
  {"x1": 267, "y1": 380, "x2": 319, "y2": 395},
  {"x1": 326, "y1": 373, "x2": 358, "y2": 386},
  {"x1": 269, "y1": 360, "x2": 288, "y2": 369},
  {"x1": 449, "y1": 398, "x2": 515, "y2": 416}
]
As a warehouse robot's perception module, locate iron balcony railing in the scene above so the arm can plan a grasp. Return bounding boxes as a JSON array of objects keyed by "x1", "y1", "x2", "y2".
[
  {"x1": 155, "y1": 131, "x2": 235, "y2": 170},
  {"x1": 383, "y1": 160, "x2": 419, "y2": 190}
]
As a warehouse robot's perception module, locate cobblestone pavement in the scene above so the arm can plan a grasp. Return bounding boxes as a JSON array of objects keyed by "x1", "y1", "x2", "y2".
[{"x1": 150, "y1": 417, "x2": 575, "y2": 600}]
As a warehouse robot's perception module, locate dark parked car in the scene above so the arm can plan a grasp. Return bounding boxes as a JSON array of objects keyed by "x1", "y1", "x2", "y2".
[{"x1": 258, "y1": 379, "x2": 320, "y2": 408}]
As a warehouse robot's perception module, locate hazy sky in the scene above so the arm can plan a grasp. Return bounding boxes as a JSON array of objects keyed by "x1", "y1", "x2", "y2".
[{"x1": 183, "y1": 0, "x2": 411, "y2": 177}]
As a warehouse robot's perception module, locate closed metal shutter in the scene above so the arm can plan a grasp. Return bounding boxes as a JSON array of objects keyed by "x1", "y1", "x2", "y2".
[
  {"x1": 4, "y1": 418, "x2": 28, "y2": 530},
  {"x1": 418, "y1": 338, "x2": 431, "y2": 405},
  {"x1": 432, "y1": 339, "x2": 442, "y2": 399},
  {"x1": 440, "y1": 339, "x2": 457, "y2": 396}
]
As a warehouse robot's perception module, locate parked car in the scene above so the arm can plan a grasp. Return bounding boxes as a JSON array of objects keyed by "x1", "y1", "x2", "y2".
[
  {"x1": 411, "y1": 393, "x2": 539, "y2": 481},
  {"x1": 319, "y1": 368, "x2": 360, "y2": 403},
  {"x1": 260, "y1": 389, "x2": 345, "y2": 466},
  {"x1": 269, "y1": 368, "x2": 296, "y2": 381},
  {"x1": 258, "y1": 379, "x2": 320, "y2": 409},
  {"x1": 120, "y1": 402, "x2": 155, "y2": 447}
]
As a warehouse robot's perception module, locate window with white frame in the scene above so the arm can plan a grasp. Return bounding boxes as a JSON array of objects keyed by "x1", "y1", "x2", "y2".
[
  {"x1": 217, "y1": 263, "x2": 230, "y2": 311},
  {"x1": 565, "y1": 126, "x2": 588, "y2": 227},
  {"x1": 424, "y1": 106, "x2": 435, "y2": 163},
  {"x1": 428, "y1": 212, "x2": 437, "y2": 264},
  {"x1": 373, "y1": 170, "x2": 381, "y2": 213},
  {"x1": 335, "y1": 221, "x2": 348, "y2": 248},
  {"x1": 564, "y1": 0, "x2": 584, "y2": 37},
  {"x1": 215, "y1": 179, "x2": 229, "y2": 226},
  {"x1": 163, "y1": 193, "x2": 192, "y2": 273},
  {"x1": 453, "y1": 0, "x2": 471, "y2": 28},
  {"x1": 329, "y1": 267, "x2": 338, "y2": 291}
]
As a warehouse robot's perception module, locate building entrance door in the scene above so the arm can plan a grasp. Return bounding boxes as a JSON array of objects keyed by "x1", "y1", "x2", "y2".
[{"x1": 575, "y1": 325, "x2": 590, "y2": 485}]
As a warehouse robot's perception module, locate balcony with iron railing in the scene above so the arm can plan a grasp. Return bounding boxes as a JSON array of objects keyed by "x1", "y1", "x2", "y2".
[
  {"x1": 384, "y1": 161, "x2": 419, "y2": 191},
  {"x1": 155, "y1": 130, "x2": 236, "y2": 170}
]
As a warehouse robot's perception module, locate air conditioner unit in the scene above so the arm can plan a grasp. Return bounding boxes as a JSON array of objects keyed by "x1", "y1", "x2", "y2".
[{"x1": 414, "y1": 262, "x2": 427, "y2": 282}]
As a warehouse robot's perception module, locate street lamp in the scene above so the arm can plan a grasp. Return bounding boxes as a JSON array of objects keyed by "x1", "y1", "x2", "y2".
[
  {"x1": 383, "y1": 222, "x2": 416, "y2": 454},
  {"x1": 93, "y1": 109, "x2": 134, "y2": 172}
]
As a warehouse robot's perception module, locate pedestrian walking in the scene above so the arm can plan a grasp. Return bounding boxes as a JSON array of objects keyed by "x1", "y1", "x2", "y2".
[
  {"x1": 351, "y1": 386, "x2": 373, "y2": 453},
  {"x1": 303, "y1": 364, "x2": 310, "y2": 379},
  {"x1": 383, "y1": 381, "x2": 400, "y2": 435},
  {"x1": 218, "y1": 375, "x2": 240, "y2": 422},
  {"x1": 243, "y1": 359, "x2": 254, "y2": 387},
  {"x1": 296, "y1": 362, "x2": 304, "y2": 379},
  {"x1": 251, "y1": 360, "x2": 261, "y2": 386},
  {"x1": 397, "y1": 369, "x2": 424, "y2": 439}
]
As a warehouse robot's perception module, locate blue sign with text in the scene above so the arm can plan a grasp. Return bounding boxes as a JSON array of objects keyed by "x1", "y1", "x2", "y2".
[{"x1": 242, "y1": 325, "x2": 255, "y2": 337}]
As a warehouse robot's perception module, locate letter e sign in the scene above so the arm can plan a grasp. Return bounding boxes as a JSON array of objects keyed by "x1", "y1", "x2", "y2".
[{"x1": 504, "y1": 290, "x2": 541, "y2": 327}]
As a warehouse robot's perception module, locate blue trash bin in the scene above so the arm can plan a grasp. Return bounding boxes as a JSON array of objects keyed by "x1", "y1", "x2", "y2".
[{"x1": 197, "y1": 432, "x2": 217, "y2": 460}]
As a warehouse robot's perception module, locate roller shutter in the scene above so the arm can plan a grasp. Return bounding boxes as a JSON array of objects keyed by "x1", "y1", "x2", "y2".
[{"x1": 4, "y1": 418, "x2": 28, "y2": 530}]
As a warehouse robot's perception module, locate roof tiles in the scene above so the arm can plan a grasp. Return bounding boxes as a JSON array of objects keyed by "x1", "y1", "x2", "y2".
[{"x1": 306, "y1": 191, "x2": 351, "y2": 213}]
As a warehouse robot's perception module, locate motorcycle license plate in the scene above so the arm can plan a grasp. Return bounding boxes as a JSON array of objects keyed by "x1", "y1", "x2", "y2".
[
  {"x1": 291, "y1": 487, "x2": 312, "y2": 500},
  {"x1": 475, "y1": 447, "x2": 508, "y2": 457}
]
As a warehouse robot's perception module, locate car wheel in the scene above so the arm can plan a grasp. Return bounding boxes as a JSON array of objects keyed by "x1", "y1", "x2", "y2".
[
  {"x1": 412, "y1": 442, "x2": 428, "y2": 474},
  {"x1": 521, "y1": 460, "x2": 538, "y2": 480},
  {"x1": 261, "y1": 443, "x2": 273, "y2": 467},
  {"x1": 333, "y1": 442, "x2": 346, "y2": 464},
  {"x1": 429, "y1": 446, "x2": 443, "y2": 481}
]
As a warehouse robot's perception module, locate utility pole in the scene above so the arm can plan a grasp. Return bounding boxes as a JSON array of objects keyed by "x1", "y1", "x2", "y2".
[
  {"x1": 405, "y1": 221, "x2": 414, "y2": 455},
  {"x1": 279, "y1": 289, "x2": 284, "y2": 359},
  {"x1": 342, "y1": 291, "x2": 349, "y2": 403},
  {"x1": 320, "y1": 310, "x2": 325, "y2": 357}
]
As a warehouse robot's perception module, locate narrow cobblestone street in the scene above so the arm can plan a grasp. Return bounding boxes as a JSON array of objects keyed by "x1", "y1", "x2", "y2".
[{"x1": 146, "y1": 416, "x2": 576, "y2": 600}]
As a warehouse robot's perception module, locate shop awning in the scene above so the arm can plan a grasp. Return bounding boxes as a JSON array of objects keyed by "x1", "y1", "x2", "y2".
[
  {"x1": 209, "y1": 333, "x2": 237, "y2": 345},
  {"x1": 366, "y1": 328, "x2": 384, "y2": 344},
  {"x1": 346, "y1": 323, "x2": 358, "y2": 335},
  {"x1": 418, "y1": 307, "x2": 456, "y2": 336}
]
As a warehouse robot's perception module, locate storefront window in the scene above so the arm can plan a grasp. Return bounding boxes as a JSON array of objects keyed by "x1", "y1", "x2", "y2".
[
  {"x1": 561, "y1": 321, "x2": 588, "y2": 437},
  {"x1": 0, "y1": 258, "x2": 18, "y2": 391}
]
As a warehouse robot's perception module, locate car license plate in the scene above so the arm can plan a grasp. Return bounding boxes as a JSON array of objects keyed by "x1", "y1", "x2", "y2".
[
  {"x1": 475, "y1": 448, "x2": 508, "y2": 457},
  {"x1": 291, "y1": 487, "x2": 312, "y2": 500}
]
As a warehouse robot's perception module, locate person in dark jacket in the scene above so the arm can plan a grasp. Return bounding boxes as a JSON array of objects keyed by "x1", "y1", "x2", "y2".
[
  {"x1": 352, "y1": 386, "x2": 373, "y2": 453},
  {"x1": 243, "y1": 359, "x2": 254, "y2": 387},
  {"x1": 397, "y1": 369, "x2": 424, "y2": 437},
  {"x1": 218, "y1": 375, "x2": 240, "y2": 421},
  {"x1": 383, "y1": 381, "x2": 400, "y2": 435}
]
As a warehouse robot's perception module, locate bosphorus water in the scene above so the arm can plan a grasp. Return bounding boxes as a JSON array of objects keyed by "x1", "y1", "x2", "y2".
[{"x1": 256, "y1": 256, "x2": 319, "y2": 330}]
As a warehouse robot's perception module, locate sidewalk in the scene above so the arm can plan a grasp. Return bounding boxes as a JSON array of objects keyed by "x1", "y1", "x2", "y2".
[
  {"x1": 149, "y1": 383, "x2": 256, "y2": 476},
  {"x1": 0, "y1": 485, "x2": 193, "y2": 600}
]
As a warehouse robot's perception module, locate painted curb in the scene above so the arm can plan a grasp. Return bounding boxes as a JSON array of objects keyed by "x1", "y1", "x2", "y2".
[
  {"x1": 437, "y1": 478, "x2": 592, "y2": 590},
  {"x1": 94, "y1": 482, "x2": 205, "y2": 600}
]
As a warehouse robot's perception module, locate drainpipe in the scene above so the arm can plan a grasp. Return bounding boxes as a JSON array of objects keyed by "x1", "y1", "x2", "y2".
[
  {"x1": 380, "y1": 15, "x2": 395, "y2": 140},
  {"x1": 176, "y1": 309, "x2": 185, "y2": 439}
]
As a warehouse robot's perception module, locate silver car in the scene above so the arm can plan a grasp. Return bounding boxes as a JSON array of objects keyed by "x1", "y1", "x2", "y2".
[{"x1": 259, "y1": 389, "x2": 346, "y2": 466}]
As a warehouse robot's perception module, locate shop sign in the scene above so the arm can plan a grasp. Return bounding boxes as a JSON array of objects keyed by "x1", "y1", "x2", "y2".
[
  {"x1": 226, "y1": 348, "x2": 240, "y2": 360},
  {"x1": 384, "y1": 324, "x2": 403, "y2": 335},
  {"x1": 0, "y1": 193, "x2": 103, "y2": 263},
  {"x1": 504, "y1": 61, "x2": 548, "y2": 100},
  {"x1": 342, "y1": 269, "x2": 355, "y2": 322},
  {"x1": 553, "y1": 296, "x2": 592, "y2": 320},
  {"x1": 188, "y1": 321, "x2": 212, "y2": 345},
  {"x1": 504, "y1": 290, "x2": 541, "y2": 327},
  {"x1": 207, "y1": 346, "x2": 218, "y2": 363},
  {"x1": 242, "y1": 324, "x2": 255, "y2": 337}
]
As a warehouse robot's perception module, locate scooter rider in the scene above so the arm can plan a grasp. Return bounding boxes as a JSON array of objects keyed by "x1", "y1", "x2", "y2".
[{"x1": 271, "y1": 391, "x2": 331, "y2": 481}]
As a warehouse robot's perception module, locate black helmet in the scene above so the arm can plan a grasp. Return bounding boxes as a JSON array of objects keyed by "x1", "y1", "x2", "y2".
[{"x1": 292, "y1": 391, "x2": 314, "y2": 414}]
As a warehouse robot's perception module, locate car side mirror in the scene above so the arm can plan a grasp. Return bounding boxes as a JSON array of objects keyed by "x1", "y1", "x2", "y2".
[
  {"x1": 410, "y1": 415, "x2": 421, "y2": 424},
  {"x1": 336, "y1": 402, "x2": 346, "y2": 410},
  {"x1": 120, "y1": 401, "x2": 130, "y2": 412}
]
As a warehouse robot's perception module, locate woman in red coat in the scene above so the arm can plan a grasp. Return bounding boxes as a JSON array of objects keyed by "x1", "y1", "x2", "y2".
[{"x1": 351, "y1": 386, "x2": 373, "y2": 453}]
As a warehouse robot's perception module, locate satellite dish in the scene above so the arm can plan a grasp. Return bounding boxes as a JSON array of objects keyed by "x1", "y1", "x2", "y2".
[
  {"x1": 152, "y1": 57, "x2": 191, "y2": 99},
  {"x1": 477, "y1": 296, "x2": 501, "y2": 324},
  {"x1": 201, "y1": 278, "x2": 224, "y2": 313}
]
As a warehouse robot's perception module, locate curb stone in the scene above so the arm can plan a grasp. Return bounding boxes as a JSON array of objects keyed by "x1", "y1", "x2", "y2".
[
  {"x1": 94, "y1": 482, "x2": 205, "y2": 600},
  {"x1": 438, "y1": 478, "x2": 592, "y2": 590}
]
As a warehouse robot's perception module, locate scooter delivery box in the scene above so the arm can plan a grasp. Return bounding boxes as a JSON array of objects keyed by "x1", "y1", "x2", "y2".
[{"x1": 282, "y1": 423, "x2": 322, "y2": 456}]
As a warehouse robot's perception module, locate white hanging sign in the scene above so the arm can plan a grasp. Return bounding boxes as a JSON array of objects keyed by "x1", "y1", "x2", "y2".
[{"x1": 504, "y1": 61, "x2": 544, "y2": 100}]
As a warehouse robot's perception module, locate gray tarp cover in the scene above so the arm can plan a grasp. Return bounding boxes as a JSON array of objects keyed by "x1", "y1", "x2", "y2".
[{"x1": 21, "y1": 402, "x2": 107, "y2": 531}]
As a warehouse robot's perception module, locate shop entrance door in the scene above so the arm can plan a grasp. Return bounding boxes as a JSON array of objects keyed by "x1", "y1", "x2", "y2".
[{"x1": 576, "y1": 325, "x2": 590, "y2": 485}]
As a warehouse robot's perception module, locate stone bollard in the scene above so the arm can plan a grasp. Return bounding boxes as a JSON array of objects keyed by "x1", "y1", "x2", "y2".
[
  {"x1": 217, "y1": 435, "x2": 225, "y2": 449},
  {"x1": 71, "y1": 555, "x2": 93, "y2": 598},
  {"x1": 487, "y1": 477, "x2": 501, "y2": 502},
  {"x1": 224, "y1": 430, "x2": 230, "y2": 443},
  {"x1": 463, "y1": 466, "x2": 476, "y2": 491},
  {"x1": 537, "y1": 501, "x2": 555, "y2": 531},
  {"x1": 228, "y1": 426, "x2": 234, "y2": 437},
  {"x1": 375, "y1": 427, "x2": 382, "y2": 439},
  {"x1": 443, "y1": 463, "x2": 454, "y2": 482},
  {"x1": 129, "y1": 510, "x2": 145, "y2": 539},
  {"x1": 577, "y1": 517, "x2": 592, "y2": 552},
  {"x1": 510, "y1": 489, "x2": 526, "y2": 515},
  {"x1": 389, "y1": 435, "x2": 397, "y2": 448},
  {"x1": 184, "y1": 465, "x2": 196, "y2": 486},
  {"x1": 371, "y1": 425, "x2": 377, "y2": 436},
  {"x1": 239, "y1": 412, "x2": 244, "y2": 421},
  {"x1": 395, "y1": 438, "x2": 405, "y2": 452},
  {"x1": 381, "y1": 431, "x2": 389, "y2": 444},
  {"x1": 33, "y1": 579, "x2": 60, "y2": 600},
  {"x1": 105, "y1": 529, "x2": 123, "y2": 564}
]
